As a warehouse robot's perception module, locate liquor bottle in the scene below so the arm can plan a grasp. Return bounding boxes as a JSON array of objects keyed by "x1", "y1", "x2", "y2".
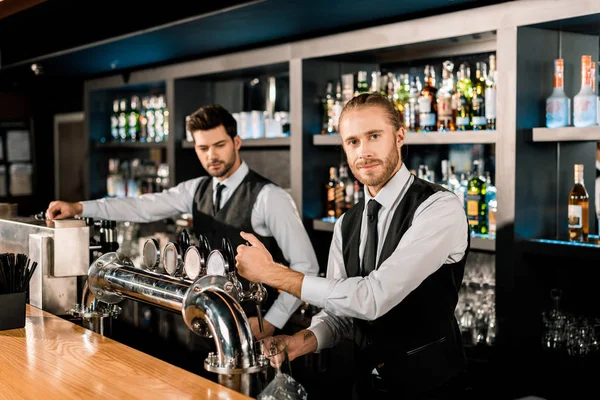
[
  {"x1": 326, "y1": 167, "x2": 338, "y2": 220},
  {"x1": 321, "y1": 82, "x2": 334, "y2": 134},
  {"x1": 355, "y1": 71, "x2": 369, "y2": 96},
  {"x1": 118, "y1": 98, "x2": 128, "y2": 142},
  {"x1": 395, "y1": 74, "x2": 411, "y2": 125},
  {"x1": 485, "y1": 55, "x2": 497, "y2": 130},
  {"x1": 466, "y1": 160, "x2": 488, "y2": 235},
  {"x1": 437, "y1": 61, "x2": 456, "y2": 132},
  {"x1": 546, "y1": 58, "x2": 570, "y2": 128},
  {"x1": 334, "y1": 168, "x2": 346, "y2": 218},
  {"x1": 455, "y1": 63, "x2": 473, "y2": 131},
  {"x1": 146, "y1": 96, "x2": 156, "y2": 142},
  {"x1": 332, "y1": 81, "x2": 344, "y2": 133},
  {"x1": 418, "y1": 65, "x2": 438, "y2": 132},
  {"x1": 568, "y1": 164, "x2": 589, "y2": 242},
  {"x1": 472, "y1": 62, "x2": 487, "y2": 130},
  {"x1": 404, "y1": 76, "x2": 420, "y2": 131},
  {"x1": 338, "y1": 164, "x2": 354, "y2": 212},
  {"x1": 573, "y1": 55, "x2": 598, "y2": 127},
  {"x1": 439, "y1": 160, "x2": 452, "y2": 190},
  {"x1": 370, "y1": 71, "x2": 381, "y2": 94},
  {"x1": 139, "y1": 97, "x2": 149, "y2": 142},
  {"x1": 155, "y1": 95, "x2": 167, "y2": 142},
  {"x1": 385, "y1": 72, "x2": 396, "y2": 102},
  {"x1": 128, "y1": 96, "x2": 141, "y2": 142},
  {"x1": 110, "y1": 100, "x2": 120, "y2": 142}
]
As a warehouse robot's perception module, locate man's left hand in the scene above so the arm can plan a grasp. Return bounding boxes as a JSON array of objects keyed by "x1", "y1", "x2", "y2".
[
  {"x1": 236, "y1": 231, "x2": 276, "y2": 283},
  {"x1": 248, "y1": 317, "x2": 276, "y2": 340}
]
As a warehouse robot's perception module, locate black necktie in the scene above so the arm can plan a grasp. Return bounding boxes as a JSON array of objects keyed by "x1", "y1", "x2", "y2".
[
  {"x1": 362, "y1": 199, "x2": 382, "y2": 276},
  {"x1": 213, "y1": 183, "x2": 226, "y2": 215}
]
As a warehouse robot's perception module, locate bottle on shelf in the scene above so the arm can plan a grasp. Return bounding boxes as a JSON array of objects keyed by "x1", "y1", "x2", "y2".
[
  {"x1": 404, "y1": 76, "x2": 421, "y2": 132},
  {"x1": 471, "y1": 62, "x2": 487, "y2": 130},
  {"x1": 437, "y1": 61, "x2": 456, "y2": 132},
  {"x1": 118, "y1": 98, "x2": 128, "y2": 142},
  {"x1": 418, "y1": 65, "x2": 438, "y2": 132},
  {"x1": 568, "y1": 163, "x2": 589, "y2": 242},
  {"x1": 338, "y1": 163, "x2": 354, "y2": 212},
  {"x1": 325, "y1": 167, "x2": 338, "y2": 221},
  {"x1": 353, "y1": 180, "x2": 364, "y2": 205},
  {"x1": 332, "y1": 82, "x2": 344, "y2": 134},
  {"x1": 395, "y1": 74, "x2": 411, "y2": 126},
  {"x1": 321, "y1": 82, "x2": 335, "y2": 135},
  {"x1": 485, "y1": 55, "x2": 497, "y2": 130},
  {"x1": 455, "y1": 63, "x2": 473, "y2": 131},
  {"x1": 355, "y1": 71, "x2": 369, "y2": 96},
  {"x1": 466, "y1": 160, "x2": 488, "y2": 235},
  {"x1": 546, "y1": 58, "x2": 571, "y2": 128},
  {"x1": 110, "y1": 100, "x2": 120, "y2": 142},
  {"x1": 573, "y1": 55, "x2": 598, "y2": 127},
  {"x1": 128, "y1": 96, "x2": 141, "y2": 142}
]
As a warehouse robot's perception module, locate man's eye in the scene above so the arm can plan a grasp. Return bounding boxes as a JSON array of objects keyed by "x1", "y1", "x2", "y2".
[
  {"x1": 198, "y1": 147, "x2": 208, "y2": 151},
  {"x1": 371, "y1": 134, "x2": 380, "y2": 139},
  {"x1": 348, "y1": 140, "x2": 357, "y2": 145}
]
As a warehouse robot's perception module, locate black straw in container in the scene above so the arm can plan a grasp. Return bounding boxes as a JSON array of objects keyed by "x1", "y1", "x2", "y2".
[{"x1": 0, "y1": 253, "x2": 38, "y2": 295}]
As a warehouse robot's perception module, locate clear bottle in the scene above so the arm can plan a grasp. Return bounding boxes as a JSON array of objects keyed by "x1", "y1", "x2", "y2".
[
  {"x1": 418, "y1": 65, "x2": 438, "y2": 132},
  {"x1": 332, "y1": 81, "x2": 343, "y2": 133},
  {"x1": 110, "y1": 100, "x2": 120, "y2": 142},
  {"x1": 128, "y1": 96, "x2": 141, "y2": 142},
  {"x1": 355, "y1": 71, "x2": 369, "y2": 96},
  {"x1": 568, "y1": 163, "x2": 589, "y2": 242},
  {"x1": 437, "y1": 61, "x2": 456, "y2": 132},
  {"x1": 118, "y1": 98, "x2": 128, "y2": 142},
  {"x1": 485, "y1": 55, "x2": 497, "y2": 130},
  {"x1": 455, "y1": 63, "x2": 473, "y2": 131},
  {"x1": 320, "y1": 82, "x2": 334, "y2": 134},
  {"x1": 471, "y1": 62, "x2": 487, "y2": 130},
  {"x1": 573, "y1": 55, "x2": 598, "y2": 127},
  {"x1": 404, "y1": 77, "x2": 420, "y2": 132},
  {"x1": 395, "y1": 74, "x2": 411, "y2": 126},
  {"x1": 546, "y1": 58, "x2": 570, "y2": 128}
]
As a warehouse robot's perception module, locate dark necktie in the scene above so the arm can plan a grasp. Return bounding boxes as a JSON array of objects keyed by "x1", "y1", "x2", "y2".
[
  {"x1": 362, "y1": 199, "x2": 382, "y2": 276},
  {"x1": 213, "y1": 183, "x2": 226, "y2": 215}
]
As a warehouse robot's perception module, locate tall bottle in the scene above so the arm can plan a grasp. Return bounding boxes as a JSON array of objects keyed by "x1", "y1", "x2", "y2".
[
  {"x1": 332, "y1": 81, "x2": 344, "y2": 133},
  {"x1": 395, "y1": 74, "x2": 411, "y2": 126},
  {"x1": 466, "y1": 160, "x2": 488, "y2": 235},
  {"x1": 455, "y1": 63, "x2": 473, "y2": 131},
  {"x1": 546, "y1": 58, "x2": 570, "y2": 128},
  {"x1": 321, "y1": 82, "x2": 334, "y2": 134},
  {"x1": 110, "y1": 100, "x2": 120, "y2": 142},
  {"x1": 418, "y1": 65, "x2": 438, "y2": 132},
  {"x1": 568, "y1": 164, "x2": 589, "y2": 242},
  {"x1": 128, "y1": 96, "x2": 141, "y2": 142},
  {"x1": 325, "y1": 167, "x2": 338, "y2": 220},
  {"x1": 485, "y1": 171, "x2": 497, "y2": 239},
  {"x1": 437, "y1": 61, "x2": 456, "y2": 132},
  {"x1": 485, "y1": 55, "x2": 497, "y2": 130},
  {"x1": 573, "y1": 55, "x2": 598, "y2": 127},
  {"x1": 404, "y1": 77, "x2": 420, "y2": 132},
  {"x1": 118, "y1": 98, "x2": 128, "y2": 142},
  {"x1": 338, "y1": 164, "x2": 354, "y2": 212},
  {"x1": 471, "y1": 62, "x2": 487, "y2": 130},
  {"x1": 355, "y1": 71, "x2": 369, "y2": 96}
]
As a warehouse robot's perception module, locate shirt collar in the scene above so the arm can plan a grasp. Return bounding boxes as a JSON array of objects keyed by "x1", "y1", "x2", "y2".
[
  {"x1": 212, "y1": 160, "x2": 249, "y2": 192},
  {"x1": 364, "y1": 162, "x2": 411, "y2": 210}
]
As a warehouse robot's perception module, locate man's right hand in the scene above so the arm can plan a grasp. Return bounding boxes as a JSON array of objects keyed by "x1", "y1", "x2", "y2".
[
  {"x1": 272, "y1": 329, "x2": 318, "y2": 362},
  {"x1": 46, "y1": 201, "x2": 83, "y2": 221}
]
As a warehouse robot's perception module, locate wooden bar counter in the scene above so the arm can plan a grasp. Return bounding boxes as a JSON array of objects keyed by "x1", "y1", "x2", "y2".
[{"x1": 0, "y1": 305, "x2": 252, "y2": 399}]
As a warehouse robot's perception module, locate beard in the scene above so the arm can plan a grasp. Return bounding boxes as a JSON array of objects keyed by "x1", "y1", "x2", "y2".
[
  {"x1": 207, "y1": 152, "x2": 237, "y2": 178},
  {"x1": 350, "y1": 147, "x2": 400, "y2": 188}
]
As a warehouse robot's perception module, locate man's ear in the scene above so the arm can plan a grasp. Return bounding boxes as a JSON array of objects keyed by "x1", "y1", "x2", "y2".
[{"x1": 234, "y1": 135, "x2": 242, "y2": 150}]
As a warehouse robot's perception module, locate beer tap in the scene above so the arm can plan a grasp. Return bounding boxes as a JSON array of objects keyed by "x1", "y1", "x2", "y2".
[{"x1": 221, "y1": 237, "x2": 268, "y2": 333}]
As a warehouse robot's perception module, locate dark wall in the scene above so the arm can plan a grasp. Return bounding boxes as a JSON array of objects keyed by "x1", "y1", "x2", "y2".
[{"x1": 0, "y1": 75, "x2": 84, "y2": 215}]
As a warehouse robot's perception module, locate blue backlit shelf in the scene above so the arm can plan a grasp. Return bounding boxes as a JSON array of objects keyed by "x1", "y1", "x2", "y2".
[
  {"x1": 530, "y1": 126, "x2": 600, "y2": 142},
  {"x1": 313, "y1": 218, "x2": 495, "y2": 251},
  {"x1": 521, "y1": 236, "x2": 600, "y2": 261}
]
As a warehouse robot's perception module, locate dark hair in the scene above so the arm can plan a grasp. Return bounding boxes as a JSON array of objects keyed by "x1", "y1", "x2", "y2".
[
  {"x1": 186, "y1": 104, "x2": 237, "y2": 139},
  {"x1": 339, "y1": 92, "x2": 401, "y2": 131}
]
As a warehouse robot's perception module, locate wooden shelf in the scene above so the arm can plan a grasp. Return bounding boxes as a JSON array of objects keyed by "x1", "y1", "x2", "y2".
[
  {"x1": 95, "y1": 141, "x2": 168, "y2": 149},
  {"x1": 313, "y1": 219, "x2": 495, "y2": 251},
  {"x1": 530, "y1": 126, "x2": 600, "y2": 142},
  {"x1": 313, "y1": 131, "x2": 497, "y2": 146},
  {"x1": 183, "y1": 137, "x2": 291, "y2": 149},
  {"x1": 520, "y1": 236, "x2": 600, "y2": 261}
]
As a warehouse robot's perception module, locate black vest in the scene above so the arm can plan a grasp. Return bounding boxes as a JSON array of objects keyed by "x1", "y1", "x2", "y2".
[
  {"x1": 192, "y1": 169, "x2": 286, "y2": 318},
  {"x1": 341, "y1": 176, "x2": 470, "y2": 397}
]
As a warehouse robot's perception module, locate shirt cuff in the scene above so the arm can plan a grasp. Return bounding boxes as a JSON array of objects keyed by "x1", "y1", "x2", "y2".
[
  {"x1": 80, "y1": 201, "x2": 98, "y2": 218},
  {"x1": 307, "y1": 322, "x2": 333, "y2": 352},
  {"x1": 300, "y1": 275, "x2": 330, "y2": 308},
  {"x1": 263, "y1": 303, "x2": 291, "y2": 330}
]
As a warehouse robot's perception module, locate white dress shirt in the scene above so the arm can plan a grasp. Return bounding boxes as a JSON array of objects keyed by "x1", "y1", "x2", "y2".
[
  {"x1": 81, "y1": 161, "x2": 319, "y2": 329},
  {"x1": 302, "y1": 163, "x2": 469, "y2": 351}
]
